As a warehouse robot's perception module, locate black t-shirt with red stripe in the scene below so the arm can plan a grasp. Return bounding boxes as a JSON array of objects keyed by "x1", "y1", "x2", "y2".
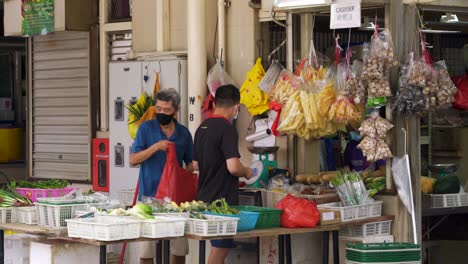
[{"x1": 194, "y1": 116, "x2": 240, "y2": 205}]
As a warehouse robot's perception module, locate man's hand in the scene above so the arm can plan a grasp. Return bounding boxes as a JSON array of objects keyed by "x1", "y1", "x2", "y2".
[
  {"x1": 244, "y1": 167, "x2": 254, "y2": 179},
  {"x1": 153, "y1": 140, "x2": 170, "y2": 152}
]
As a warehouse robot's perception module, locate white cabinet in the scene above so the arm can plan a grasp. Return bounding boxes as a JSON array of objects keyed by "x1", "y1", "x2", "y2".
[
  {"x1": 108, "y1": 59, "x2": 188, "y2": 199},
  {"x1": 108, "y1": 61, "x2": 142, "y2": 198}
]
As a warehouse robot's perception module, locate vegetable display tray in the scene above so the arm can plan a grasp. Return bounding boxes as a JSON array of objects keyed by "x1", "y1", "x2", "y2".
[
  {"x1": 185, "y1": 214, "x2": 239, "y2": 237},
  {"x1": 233, "y1": 206, "x2": 282, "y2": 229},
  {"x1": 17, "y1": 206, "x2": 37, "y2": 225},
  {"x1": 0, "y1": 207, "x2": 17, "y2": 224},
  {"x1": 141, "y1": 216, "x2": 187, "y2": 238},
  {"x1": 35, "y1": 202, "x2": 92, "y2": 228},
  {"x1": 204, "y1": 211, "x2": 259, "y2": 232},
  {"x1": 15, "y1": 187, "x2": 79, "y2": 202},
  {"x1": 66, "y1": 217, "x2": 141, "y2": 241},
  {"x1": 346, "y1": 243, "x2": 421, "y2": 263},
  {"x1": 428, "y1": 193, "x2": 468, "y2": 208},
  {"x1": 340, "y1": 220, "x2": 392, "y2": 238},
  {"x1": 318, "y1": 201, "x2": 383, "y2": 222}
]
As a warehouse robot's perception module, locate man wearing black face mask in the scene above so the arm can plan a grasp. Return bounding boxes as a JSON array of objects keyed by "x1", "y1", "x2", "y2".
[{"x1": 130, "y1": 88, "x2": 193, "y2": 264}]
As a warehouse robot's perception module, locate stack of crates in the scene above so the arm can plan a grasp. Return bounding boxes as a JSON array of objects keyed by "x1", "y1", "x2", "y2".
[
  {"x1": 346, "y1": 243, "x2": 421, "y2": 264},
  {"x1": 339, "y1": 220, "x2": 394, "y2": 263}
]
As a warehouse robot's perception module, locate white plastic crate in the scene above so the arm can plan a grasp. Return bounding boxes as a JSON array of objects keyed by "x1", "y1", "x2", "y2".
[
  {"x1": 429, "y1": 193, "x2": 468, "y2": 208},
  {"x1": 318, "y1": 201, "x2": 383, "y2": 222},
  {"x1": 5, "y1": 235, "x2": 30, "y2": 264},
  {"x1": 118, "y1": 189, "x2": 136, "y2": 206},
  {"x1": 141, "y1": 216, "x2": 186, "y2": 238},
  {"x1": 340, "y1": 220, "x2": 392, "y2": 238},
  {"x1": 0, "y1": 207, "x2": 17, "y2": 224},
  {"x1": 35, "y1": 203, "x2": 90, "y2": 228},
  {"x1": 153, "y1": 212, "x2": 190, "y2": 218},
  {"x1": 17, "y1": 206, "x2": 37, "y2": 225},
  {"x1": 185, "y1": 214, "x2": 239, "y2": 237},
  {"x1": 66, "y1": 217, "x2": 141, "y2": 241}
]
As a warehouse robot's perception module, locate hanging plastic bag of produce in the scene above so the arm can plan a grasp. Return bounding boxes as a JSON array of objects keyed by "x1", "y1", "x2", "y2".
[
  {"x1": 155, "y1": 143, "x2": 198, "y2": 204},
  {"x1": 258, "y1": 60, "x2": 284, "y2": 93},
  {"x1": 207, "y1": 62, "x2": 235, "y2": 97},
  {"x1": 240, "y1": 58, "x2": 270, "y2": 116},
  {"x1": 268, "y1": 69, "x2": 304, "y2": 105},
  {"x1": 328, "y1": 58, "x2": 361, "y2": 124},
  {"x1": 434, "y1": 60, "x2": 457, "y2": 108},
  {"x1": 343, "y1": 60, "x2": 366, "y2": 105},
  {"x1": 274, "y1": 194, "x2": 320, "y2": 228},
  {"x1": 393, "y1": 54, "x2": 428, "y2": 116},
  {"x1": 362, "y1": 27, "x2": 397, "y2": 108},
  {"x1": 277, "y1": 91, "x2": 304, "y2": 135},
  {"x1": 358, "y1": 111, "x2": 393, "y2": 162},
  {"x1": 295, "y1": 34, "x2": 330, "y2": 91}
]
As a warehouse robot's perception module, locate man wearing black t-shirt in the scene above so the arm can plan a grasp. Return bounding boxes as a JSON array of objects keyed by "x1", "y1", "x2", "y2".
[{"x1": 193, "y1": 84, "x2": 253, "y2": 264}]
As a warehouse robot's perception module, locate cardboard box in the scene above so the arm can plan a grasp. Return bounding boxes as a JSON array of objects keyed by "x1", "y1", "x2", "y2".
[{"x1": 319, "y1": 208, "x2": 341, "y2": 225}]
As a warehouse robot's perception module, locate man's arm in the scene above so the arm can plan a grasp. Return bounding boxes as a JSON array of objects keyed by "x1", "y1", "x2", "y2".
[
  {"x1": 226, "y1": 157, "x2": 253, "y2": 178},
  {"x1": 129, "y1": 140, "x2": 168, "y2": 166}
]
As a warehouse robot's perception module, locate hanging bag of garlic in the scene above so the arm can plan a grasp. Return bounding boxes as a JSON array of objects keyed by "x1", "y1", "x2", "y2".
[{"x1": 362, "y1": 23, "x2": 398, "y2": 108}]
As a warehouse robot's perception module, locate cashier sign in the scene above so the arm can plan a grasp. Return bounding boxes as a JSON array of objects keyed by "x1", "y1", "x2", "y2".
[{"x1": 330, "y1": 0, "x2": 361, "y2": 29}]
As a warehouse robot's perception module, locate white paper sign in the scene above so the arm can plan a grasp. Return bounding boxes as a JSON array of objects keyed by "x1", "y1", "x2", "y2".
[{"x1": 330, "y1": 0, "x2": 361, "y2": 29}]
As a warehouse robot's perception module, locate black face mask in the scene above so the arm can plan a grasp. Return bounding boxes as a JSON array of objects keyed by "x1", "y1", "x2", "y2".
[{"x1": 156, "y1": 113, "x2": 173, "y2": 125}]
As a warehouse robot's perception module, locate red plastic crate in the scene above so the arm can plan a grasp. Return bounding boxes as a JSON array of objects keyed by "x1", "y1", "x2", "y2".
[{"x1": 15, "y1": 187, "x2": 79, "y2": 202}]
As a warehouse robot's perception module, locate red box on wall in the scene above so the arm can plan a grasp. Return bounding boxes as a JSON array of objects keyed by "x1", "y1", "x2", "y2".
[{"x1": 92, "y1": 138, "x2": 109, "y2": 192}]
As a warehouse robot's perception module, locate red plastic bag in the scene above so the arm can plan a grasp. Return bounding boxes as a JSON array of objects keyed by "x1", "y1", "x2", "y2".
[
  {"x1": 201, "y1": 93, "x2": 215, "y2": 121},
  {"x1": 269, "y1": 101, "x2": 282, "y2": 136},
  {"x1": 453, "y1": 74, "x2": 468, "y2": 110},
  {"x1": 274, "y1": 194, "x2": 320, "y2": 228},
  {"x1": 155, "y1": 143, "x2": 198, "y2": 204}
]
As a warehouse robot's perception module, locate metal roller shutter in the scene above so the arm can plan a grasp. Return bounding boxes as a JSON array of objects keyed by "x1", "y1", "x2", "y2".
[{"x1": 30, "y1": 31, "x2": 91, "y2": 181}]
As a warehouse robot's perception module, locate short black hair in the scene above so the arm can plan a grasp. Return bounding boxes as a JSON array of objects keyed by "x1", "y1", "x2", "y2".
[{"x1": 214, "y1": 84, "x2": 240, "y2": 108}]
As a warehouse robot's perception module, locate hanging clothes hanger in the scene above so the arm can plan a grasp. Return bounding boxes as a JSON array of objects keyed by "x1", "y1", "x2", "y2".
[{"x1": 268, "y1": 39, "x2": 287, "y2": 66}]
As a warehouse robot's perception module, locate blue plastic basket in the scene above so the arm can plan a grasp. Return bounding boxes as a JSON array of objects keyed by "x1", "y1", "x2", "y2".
[{"x1": 205, "y1": 211, "x2": 259, "y2": 232}]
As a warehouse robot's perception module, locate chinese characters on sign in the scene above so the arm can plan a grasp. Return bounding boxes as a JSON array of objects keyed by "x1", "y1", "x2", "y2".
[{"x1": 330, "y1": 0, "x2": 361, "y2": 29}]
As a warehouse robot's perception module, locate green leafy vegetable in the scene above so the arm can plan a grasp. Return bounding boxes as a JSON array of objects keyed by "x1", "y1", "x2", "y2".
[{"x1": 208, "y1": 198, "x2": 240, "y2": 215}]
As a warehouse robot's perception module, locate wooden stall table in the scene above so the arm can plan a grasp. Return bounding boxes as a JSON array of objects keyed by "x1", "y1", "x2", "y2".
[
  {"x1": 0, "y1": 215, "x2": 394, "y2": 264},
  {"x1": 188, "y1": 226, "x2": 339, "y2": 264},
  {"x1": 186, "y1": 215, "x2": 394, "y2": 264},
  {"x1": 0, "y1": 223, "x2": 173, "y2": 264}
]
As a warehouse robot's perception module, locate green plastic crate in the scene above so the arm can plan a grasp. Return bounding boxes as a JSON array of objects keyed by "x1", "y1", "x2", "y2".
[
  {"x1": 233, "y1": 206, "x2": 282, "y2": 229},
  {"x1": 346, "y1": 243, "x2": 421, "y2": 263}
]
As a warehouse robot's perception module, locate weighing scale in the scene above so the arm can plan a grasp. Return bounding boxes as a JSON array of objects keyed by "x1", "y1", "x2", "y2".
[{"x1": 240, "y1": 112, "x2": 279, "y2": 188}]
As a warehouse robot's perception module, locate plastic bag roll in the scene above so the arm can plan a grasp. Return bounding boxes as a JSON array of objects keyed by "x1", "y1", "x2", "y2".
[{"x1": 245, "y1": 129, "x2": 272, "y2": 142}]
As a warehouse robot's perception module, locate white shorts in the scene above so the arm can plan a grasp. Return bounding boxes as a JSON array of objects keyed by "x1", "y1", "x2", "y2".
[{"x1": 137, "y1": 238, "x2": 189, "y2": 258}]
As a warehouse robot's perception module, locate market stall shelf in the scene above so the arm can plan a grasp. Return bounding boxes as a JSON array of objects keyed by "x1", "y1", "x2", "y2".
[{"x1": 0, "y1": 215, "x2": 394, "y2": 264}]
